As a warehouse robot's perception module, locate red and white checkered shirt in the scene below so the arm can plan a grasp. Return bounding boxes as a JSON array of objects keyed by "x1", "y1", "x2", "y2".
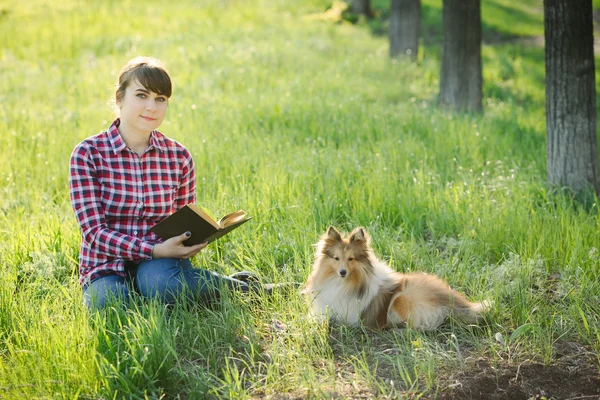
[{"x1": 69, "y1": 119, "x2": 196, "y2": 286}]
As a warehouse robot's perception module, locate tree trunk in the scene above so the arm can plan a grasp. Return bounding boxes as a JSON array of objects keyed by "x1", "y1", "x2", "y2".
[
  {"x1": 438, "y1": 0, "x2": 482, "y2": 113},
  {"x1": 389, "y1": 0, "x2": 421, "y2": 60},
  {"x1": 351, "y1": 0, "x2": 374, "y2": 18},
  {"x1": 544, "y1": 0, "x2": 599, "y2": 195}
]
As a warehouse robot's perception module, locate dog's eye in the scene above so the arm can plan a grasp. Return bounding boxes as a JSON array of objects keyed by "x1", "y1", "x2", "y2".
[
  {"x1": 348, "y1": 257, "x2": 354, "y2": 262},
  {"x1": 334, "y1": 256, "x2": 340, "y2": 261}
]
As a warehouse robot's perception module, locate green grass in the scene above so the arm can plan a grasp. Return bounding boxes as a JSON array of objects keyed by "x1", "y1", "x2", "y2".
[{"x1": 1, "y1": 0, "x2": 599, "y2": 398}]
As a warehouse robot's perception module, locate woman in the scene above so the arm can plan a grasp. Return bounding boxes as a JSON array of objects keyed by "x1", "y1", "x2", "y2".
[{"x1": 69, "y1": 56, "x2": 281, "y2": 310}]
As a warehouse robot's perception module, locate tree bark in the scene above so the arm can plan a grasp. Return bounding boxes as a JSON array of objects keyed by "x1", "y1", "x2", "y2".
[
  {"x1": 351, "y1": 0, "x2": 374, "y2": 18},
  {"x1": 389, "y1": 0, "x2": 421, "y2": 60},
  {"x1": 438, "y1": 0, "x2": 482, "y2": 113},
  {"x1": 544, "y1": 0, "x2": 599, "y2": 195}
]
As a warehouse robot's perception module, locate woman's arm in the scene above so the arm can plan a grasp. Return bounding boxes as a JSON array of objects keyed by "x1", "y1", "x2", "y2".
[
  {"x1": 69, "y1": 145, "x2": 154, "y2": 262},
  {"x1": 173, "y1": 147, "x2": 196, "y2": 209},
  {"x1": 151, "y1": 148, "x2": 206, "y2": 258}
]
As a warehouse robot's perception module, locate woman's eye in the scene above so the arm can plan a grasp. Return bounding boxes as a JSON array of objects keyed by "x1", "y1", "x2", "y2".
[
  {"x1": 136, "y1": 93, "x2": 146, "y2": 98},
  {"x1": 156, "y1": 97, "x2": 166, "y2": 102}
]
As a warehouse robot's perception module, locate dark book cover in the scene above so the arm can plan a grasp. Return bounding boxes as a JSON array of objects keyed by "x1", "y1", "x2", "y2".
[{"x1": 149, "y1": 205, "x2": 251, "y2": 246}]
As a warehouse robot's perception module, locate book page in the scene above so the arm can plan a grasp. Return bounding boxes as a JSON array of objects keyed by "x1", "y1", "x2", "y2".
[
  {"x1": 217, "y1": 210, "x2": 248, "y2": 228},
  {"x1": 188, "y1": 204, "x2": 219, "y2": 229}
]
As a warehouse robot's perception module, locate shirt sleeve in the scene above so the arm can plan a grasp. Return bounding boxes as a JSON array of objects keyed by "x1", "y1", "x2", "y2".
[
  {"x1": 68, "y1": 144, "x2": 154, "y2": 262},
  {"x1": 173, "y1": 147, "x2": 196, "y2": 210}
]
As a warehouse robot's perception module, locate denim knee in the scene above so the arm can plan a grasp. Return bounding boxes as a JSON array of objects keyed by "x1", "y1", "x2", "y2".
[
  {"x1": 135, "y1": 258, "x2": 247, "y2": 304},
  {"x1": 83, "y1": 274, "x2": 131, "y2": 311},
  {"x1": 135, "y1": 258, "x2": 192, "y2": 303}
]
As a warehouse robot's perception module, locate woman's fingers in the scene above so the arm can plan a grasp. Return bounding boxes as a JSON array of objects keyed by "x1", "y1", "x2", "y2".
[
  {"x1": 178, "y1": 231, "x2": 192, "y2": 244},
  {"x1": 153, "y1": 234, "x2": 208, "y2": 259},
  {"x1": 183, "y1": 242, "x2": 208, "y2": 258}
]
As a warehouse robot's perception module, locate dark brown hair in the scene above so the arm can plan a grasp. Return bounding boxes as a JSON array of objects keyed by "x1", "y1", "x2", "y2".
[{"x1": 115, "y1": 56, "x2": 172, "y2": 104}]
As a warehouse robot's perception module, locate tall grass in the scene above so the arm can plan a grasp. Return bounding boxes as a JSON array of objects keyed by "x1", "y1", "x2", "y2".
[{"x1": 1, "y1": 0, "x2": 599, "y2": 398}]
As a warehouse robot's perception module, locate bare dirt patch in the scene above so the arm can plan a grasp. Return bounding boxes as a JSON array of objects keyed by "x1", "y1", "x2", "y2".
[
  {"x1": 325, "y1": 327, "x2": 600, "y2": 399},
  {"x1": 438, "y1": 342, "x2": 600, "y2": 400}
]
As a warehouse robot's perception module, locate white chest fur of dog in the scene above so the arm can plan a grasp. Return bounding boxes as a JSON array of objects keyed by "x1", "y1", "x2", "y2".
[{"x1": 309, "y1": 260, "x2": 393, "y2": 325}]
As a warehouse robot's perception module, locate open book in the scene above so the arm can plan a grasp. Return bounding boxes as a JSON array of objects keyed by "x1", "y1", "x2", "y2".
[{"x1": 150, "y1": 204, "x2": 252, "y2": 246}]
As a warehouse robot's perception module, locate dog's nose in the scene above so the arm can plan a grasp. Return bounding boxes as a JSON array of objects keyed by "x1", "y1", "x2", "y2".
[{"x1": 339, "y1": 269, "x2": 347, "y2": 277}]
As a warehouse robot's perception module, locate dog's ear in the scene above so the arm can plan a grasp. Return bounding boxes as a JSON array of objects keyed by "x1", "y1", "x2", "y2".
[
  {"x1": 349, "y1": 227, "x2": 369, "y2": 244},
  {"x1": 326, "y1": 226, "x2": 342, "y2": 241}
]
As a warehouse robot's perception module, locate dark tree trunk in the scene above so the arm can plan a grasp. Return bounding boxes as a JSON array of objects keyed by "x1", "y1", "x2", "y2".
[
  {"x1": 351, "y1": 0, "x2": 374, "y2": 18},
  {"x1": 389, "y1": 0, "x2": 421, "y2": 60},
  {"x1": 544, "y1": 0, "x2": 599, "y2": 195},
  {"x1": 438, "y1": 0, "x2": 482, "y2": 113}
]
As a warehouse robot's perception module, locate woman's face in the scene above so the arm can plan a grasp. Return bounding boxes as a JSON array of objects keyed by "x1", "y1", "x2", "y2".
[{"x1": 117, "y1": 79, "x2": 169, "y2": 135}]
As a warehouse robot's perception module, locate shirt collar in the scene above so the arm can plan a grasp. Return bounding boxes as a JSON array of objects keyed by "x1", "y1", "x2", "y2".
[
  {"x1": 107, "y1": 118, "x2": 167, "y2": 154},
  {"x1": 148, "y1": 130, "x2": 167, "y2": 153}
]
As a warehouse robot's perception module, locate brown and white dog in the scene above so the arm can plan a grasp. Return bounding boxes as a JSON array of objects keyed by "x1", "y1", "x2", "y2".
[{"x1": 302, "y1": 227, "x2": 490, "y2": 330}]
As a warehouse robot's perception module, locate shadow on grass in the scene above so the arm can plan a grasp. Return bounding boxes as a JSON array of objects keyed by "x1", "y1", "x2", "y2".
[{"x1": 325, "y1": 319, "x2": 494, "y2": 397}]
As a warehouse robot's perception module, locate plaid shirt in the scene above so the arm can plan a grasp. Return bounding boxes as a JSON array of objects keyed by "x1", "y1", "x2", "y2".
[{"x1": 69, "y1": 119, "x2": 196, "y2": 286}]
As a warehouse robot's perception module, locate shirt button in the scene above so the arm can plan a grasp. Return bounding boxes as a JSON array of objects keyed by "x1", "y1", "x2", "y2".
[{"x1": 134, "y1": 231, "x2": 138, "y2": 235}]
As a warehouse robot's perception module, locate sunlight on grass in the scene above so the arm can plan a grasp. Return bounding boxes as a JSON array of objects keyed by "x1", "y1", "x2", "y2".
[{"x1": 1, "y1": 0, "x2": 599, "y2": 398}]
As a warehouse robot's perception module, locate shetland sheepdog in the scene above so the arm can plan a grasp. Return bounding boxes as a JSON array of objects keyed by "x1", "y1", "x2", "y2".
[{"x1": 302, "y1": 227, "x2": 491, "y2": 330}]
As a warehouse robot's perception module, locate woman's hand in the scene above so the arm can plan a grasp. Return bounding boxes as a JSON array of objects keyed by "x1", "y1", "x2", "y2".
[{"x1": 152, "y1": 232, "x2": 207, "y2": 259}]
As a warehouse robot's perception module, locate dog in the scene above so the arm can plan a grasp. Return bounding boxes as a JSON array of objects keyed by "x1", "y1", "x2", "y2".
[{"x1": 302, "y1": 226, "x2": 491, "y2": 330}]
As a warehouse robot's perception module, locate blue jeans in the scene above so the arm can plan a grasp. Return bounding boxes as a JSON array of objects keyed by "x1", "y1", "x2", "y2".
[{"x1": 83, "y1": 258, "x2": 249, "y2": 310}]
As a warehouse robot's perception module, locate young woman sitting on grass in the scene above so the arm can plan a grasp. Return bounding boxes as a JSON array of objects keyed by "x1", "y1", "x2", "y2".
[{"x1": 69, "y1": 56, "x2": 292, "y2": 310}]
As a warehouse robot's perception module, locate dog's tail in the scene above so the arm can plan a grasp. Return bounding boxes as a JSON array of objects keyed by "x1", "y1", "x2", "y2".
[{"x1": 454, "y1": 299, "x2": 493, "y2": 324}]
